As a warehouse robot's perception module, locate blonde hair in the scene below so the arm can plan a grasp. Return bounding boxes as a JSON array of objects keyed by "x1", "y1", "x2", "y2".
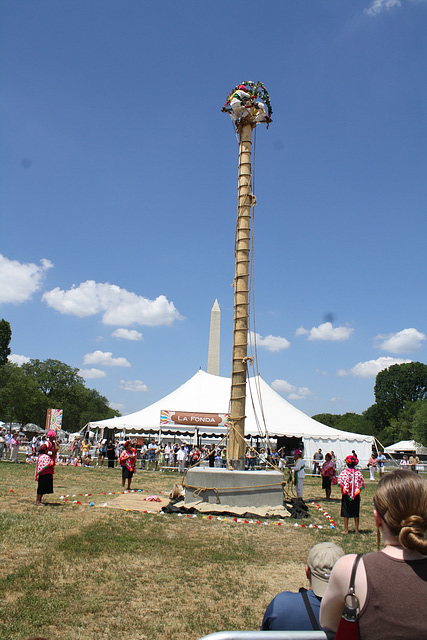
[{"x1": 374, "y1": 469, "x2": 427, "y2": 553}]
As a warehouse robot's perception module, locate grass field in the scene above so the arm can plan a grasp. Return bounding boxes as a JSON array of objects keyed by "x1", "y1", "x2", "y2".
[{"x1": 0, "y1": 460, "x2": 380, "y2": 640}]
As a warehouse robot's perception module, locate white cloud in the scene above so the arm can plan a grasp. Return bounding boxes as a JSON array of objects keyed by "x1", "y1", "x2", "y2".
[
  {"x1": 82, "y1": 351, "x2": 131, "y2": 367},
  {"x1": 375, "y1": 328, "x2": 426, "y2": 354},
  {"x1": 8, "y1": 354, "x2": 30, "y2": 366},
  {"x1": 307, "y1": 322, "x2": 354, "y2": 341},
  {"x1": 118, "y1": 379, "x2": 149, "y2": 392},
  {"x1": 338, "y1": 356, "x2": 412, "y2": 378},
  {"x1": 109, "y1": 401, "x2": 125, "y2": 412},
  {"x1": 365, "y1": 0, "x2": 401, "y2": 16},
  {"x1": 78, "y1": 368, "x2": 107, "y2": 379},
  {"x1": 0, "y1": 254, "x2": 53, "y2": 305},
  {"x1": 112, "y1": 328, "x2": 143, "y2": 341},
  {"x1": 330, "y1": 397, "x2": 347, "y2": 403},
  {"x1": 295, "y1": 326, "x2": 309, "y2": 337},
  {"x1": 296, "y1": 322, "x2": 354, "y2": 342},
  {"x1": 250, "y1": 331, "x2": 290, "y2": 352},
  {"x1": 42, "y1": 280, "x2": 182, "y2": 327},
  {"x1": 271, "y1": 379, "x2": 313, "y2": 401}
]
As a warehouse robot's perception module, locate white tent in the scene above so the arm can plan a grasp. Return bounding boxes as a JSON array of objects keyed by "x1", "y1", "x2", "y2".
[
  {"x1": 384, "y1": 440, "x2": 427, "y2": 455},
  {"x1": 89, "y1": 370, "x2": 374, "y2": 466}
]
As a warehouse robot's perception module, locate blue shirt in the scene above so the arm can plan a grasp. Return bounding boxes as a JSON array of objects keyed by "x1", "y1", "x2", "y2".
[{"x1": 261, "y1": 588, "x2": 321, "y2": 631}]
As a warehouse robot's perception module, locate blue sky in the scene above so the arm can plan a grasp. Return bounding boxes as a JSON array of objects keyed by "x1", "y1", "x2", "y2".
[{"x1": 1, "y1": 0, "x2": 426, "y2": 420}]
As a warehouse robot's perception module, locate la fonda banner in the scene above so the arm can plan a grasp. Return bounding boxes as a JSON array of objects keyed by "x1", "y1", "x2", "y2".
[
  {"x1": 160, "y1": 410, "x2": 228, "y2": 428},
  {"x1": 45, "y1": 408, "x2": 63, "y2": 431}
]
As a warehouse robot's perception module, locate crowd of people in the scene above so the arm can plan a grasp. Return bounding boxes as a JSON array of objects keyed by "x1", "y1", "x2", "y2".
[{"x1": 0, "y1": 429, "x2": 22, "y2": 462}]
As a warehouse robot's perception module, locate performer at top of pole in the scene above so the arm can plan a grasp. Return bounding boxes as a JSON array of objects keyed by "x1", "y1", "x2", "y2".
[{"x1": 222, "y1": 80, "x2": 272, "y2": 129}]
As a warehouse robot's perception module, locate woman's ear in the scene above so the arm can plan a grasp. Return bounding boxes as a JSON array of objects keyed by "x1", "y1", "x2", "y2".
[{"x1": 374, "y1": 508, "x2": 383, "y2": 528}]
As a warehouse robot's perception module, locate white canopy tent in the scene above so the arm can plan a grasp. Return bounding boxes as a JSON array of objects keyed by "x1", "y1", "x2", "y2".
[
  {"x1": 89, "y1": 370, "x2": 374, "y2": 466},
  {"x1": 384, "y1": 440, "x2": 427, "y2": 455}
]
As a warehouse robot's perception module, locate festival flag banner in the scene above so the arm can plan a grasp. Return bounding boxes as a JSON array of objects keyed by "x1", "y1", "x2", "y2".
[{"x1": 45, "y1": 408, "x2": 63, "y2": 431}]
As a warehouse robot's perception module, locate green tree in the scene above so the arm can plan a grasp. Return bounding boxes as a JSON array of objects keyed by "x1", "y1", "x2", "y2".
[
  {"x1": 20, "y1": 358, "x2": 119, "y2": 431},
  {"x1": 411, "y1": 399, "x2": 427, "y2": 446},
  {"x1": 0, "y1": 319, "x2": 12, "y2": 366},
  {"x1": 0, "y1": 362, "x2": 47, "y2": 425},
  {"x1": 335, "y1": 412, "x2": 375, "y2": 435},
  {"x1": 374, "y1": 362, "x2": 427, "y2": 422},
  {"x1": 311, "y1": 413, "x2": 342, "y2": 428}
]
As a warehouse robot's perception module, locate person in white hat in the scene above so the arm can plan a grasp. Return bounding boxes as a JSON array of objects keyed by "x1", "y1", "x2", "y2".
[{"x1": 261, "y1": 542, "x2": 344, "y2": 631}]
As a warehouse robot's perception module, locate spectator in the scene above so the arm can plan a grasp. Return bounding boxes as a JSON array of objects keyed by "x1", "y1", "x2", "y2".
[
  {"x1": 312, "y1": 448, "x2": 323, "y2": 475},
  {"x1": 9, "y1": 431, "x2": 21, "y2": 463},
  {"x1": 81, "y1": 438, "x2": 90, "y2": 459},
  {"x1": 368, "y1": 452, "x2": 377, "y2": 482},
  {"x1": 164, "y1": 442, "x2": 172, "y2": 467},
  {"x1": 158, "y1": 447, "x2": 165, "y2": 469},
  {"x1": 176, "y1": 443, "x2": 187, "y2": 474},
  {"x1": 98, "y1": 438, "x2": 107, "y2": 467},
  {"x1": 338, "y1": 454, "x2": 365, "y2": 534},
  {"x1": 261, "y1": 542, "x2": 344, "y2": 631},
  {"x1": 292, "y1": 449, "x2": 305, "y2": 498},
  {"x1": 106, "y1": 440, "x2": 116, "y2": 468},
  {"x1": 0, "y1": 430, "x2": 5, "y2": 461},
  {"x1": 400, "y1": 454, "x2": 410, "y2": 470},
  {"x1": 147, "y1": 439, "x2": 158, "y2": 470},
  {"x1": 376, "y1": 450, "x2": 386, "y2": 476},
  {"x1": 320, "y1": 453, "x2": 335, "y2": 501},
  {"x1": 409, "y1": 451, "x2": 420, "y2": 473},
  {"x1": 208, "y1": 444, "x2": 216, "y2": 468},
  {"x1": 320, "y1": 470, "x2": 427, "y2": 638},
  {"x1": 246, "y1": 447, "x2": 256, "y2": 471}
]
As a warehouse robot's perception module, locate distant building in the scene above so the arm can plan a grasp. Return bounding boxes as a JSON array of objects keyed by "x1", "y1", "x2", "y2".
[{"x1": 207, "y1": 299, "x2": 220, "y2": 375}]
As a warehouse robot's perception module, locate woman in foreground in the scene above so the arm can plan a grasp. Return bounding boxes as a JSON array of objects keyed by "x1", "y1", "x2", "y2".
[{"x1": 320, "y1": 470, "x2": 427, "y2": 639}]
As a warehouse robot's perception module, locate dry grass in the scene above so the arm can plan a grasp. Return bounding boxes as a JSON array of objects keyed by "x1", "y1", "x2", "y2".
[{"x1": 0, "y1": 462, "x2": 379, "y2": 640}]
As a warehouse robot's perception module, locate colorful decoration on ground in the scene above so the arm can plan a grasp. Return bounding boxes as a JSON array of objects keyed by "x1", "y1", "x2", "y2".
[
  {"x1": 309, "y1": 500, "x2": 337, "y2": 529},
  {"x1": 222, "y1": 81, "x2": 272, "y2": 127},
  {"x1": 55, "y1": 489, "x2": 335, "y2": 530}
]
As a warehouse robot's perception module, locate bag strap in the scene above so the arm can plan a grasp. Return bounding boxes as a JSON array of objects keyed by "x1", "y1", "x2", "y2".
[
  {"x1": 349, "y1": 554, "x2": 363, "y2": 595},
  {"x1": 299, "y1": 588, "x2": 320, "y2": 631}
]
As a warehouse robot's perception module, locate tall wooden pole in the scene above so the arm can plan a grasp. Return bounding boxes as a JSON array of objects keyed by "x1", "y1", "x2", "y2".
[{"x1": 228, "y1": 122, "x2": 254, "y2": 470}]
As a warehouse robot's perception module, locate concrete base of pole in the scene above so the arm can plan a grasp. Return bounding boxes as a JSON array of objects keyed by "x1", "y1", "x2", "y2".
[
  {"x1": 228, "y1": 458, "x2": 245, "y2": 471},
  {"x1": 184, "y1": 468, "x2": 284, "y2": 508}
]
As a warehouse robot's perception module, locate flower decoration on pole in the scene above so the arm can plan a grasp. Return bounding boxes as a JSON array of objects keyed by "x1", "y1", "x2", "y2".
[{"x1": 222, "y1": 81, "x2": 272, "y2": 128}]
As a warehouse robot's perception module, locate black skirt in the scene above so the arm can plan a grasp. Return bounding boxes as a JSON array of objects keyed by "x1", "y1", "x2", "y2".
[
  {"x1": 122, "y1": 466, "x2": 134, "y2": 480},
  {"x1": 38, "y1": 473, "x2": 53, "y2": 495},
  {"x1": 322, "y1": 476, "x2": 332, "y2": 489},
  {"x1": 341, "y1": 494, "x2": 360, "y2": 518}
]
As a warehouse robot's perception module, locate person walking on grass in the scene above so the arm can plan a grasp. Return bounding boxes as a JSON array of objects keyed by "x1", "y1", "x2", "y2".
[
  {"x1": 119, "y1": 441, "x2": 136, "y2": 490},
  {"x1": 35, "y1": 443, "x2": 56, "y2": 506},
  {"x1": 337, "y1": 454, "x2": 365, "y2": 534},
  {"x1": 368, "y1": 452, "x2": 377, "y2": 481},
  {"x1": 320, "y1": 453, "x2": 335, "y2": 501}
]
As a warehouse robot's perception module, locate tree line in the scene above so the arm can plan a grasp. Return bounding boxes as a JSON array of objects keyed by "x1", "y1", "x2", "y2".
[
  {"x1": 0, "y1": 319, "x2": 119, "y2": 432},
  {"x1": 312, "y1": 361, "x2": 427, "y2": 447}
]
